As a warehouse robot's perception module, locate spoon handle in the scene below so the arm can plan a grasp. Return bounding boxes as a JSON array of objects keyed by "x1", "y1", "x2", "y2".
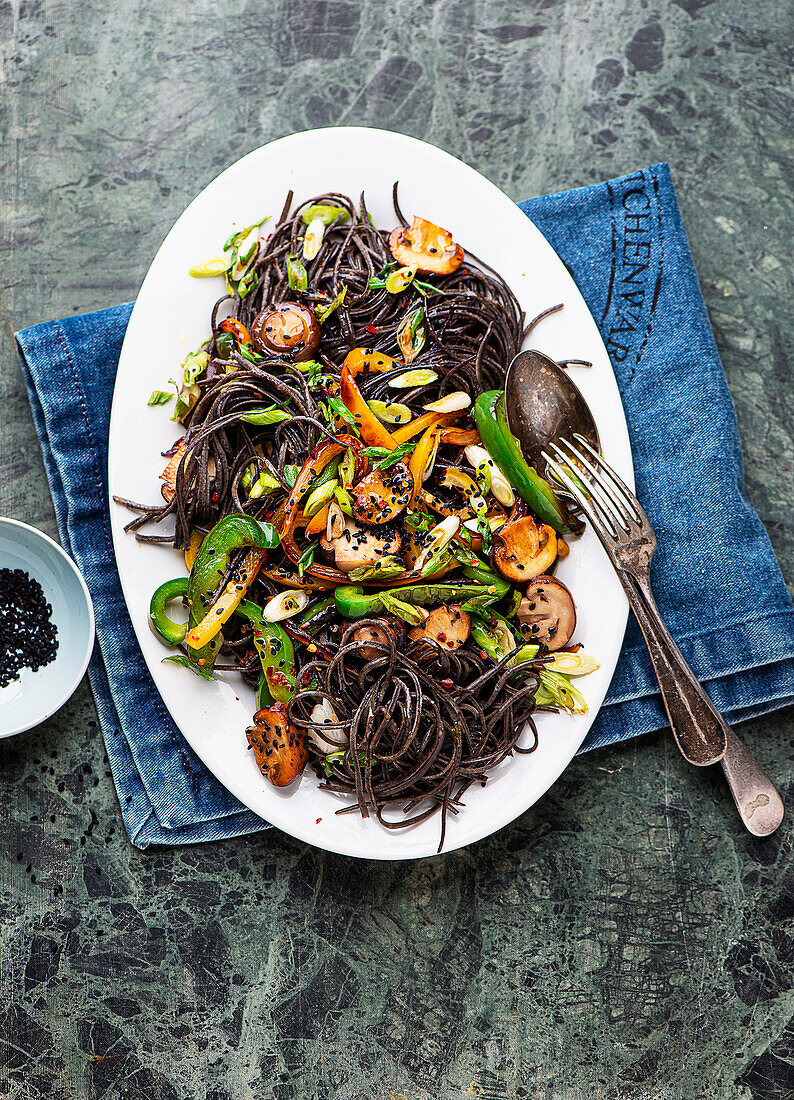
[
  {"x1": 720, "y1": 728, "x2": 785, "y2": 836},
  {"x1": 625, "y1": 574, "x2": 783, "y2": 834}
]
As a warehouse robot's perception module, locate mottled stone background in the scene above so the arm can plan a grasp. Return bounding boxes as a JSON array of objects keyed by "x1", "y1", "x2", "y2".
[{"x1": 1, "y1": 1, "x2": 793, "y2": 1097}]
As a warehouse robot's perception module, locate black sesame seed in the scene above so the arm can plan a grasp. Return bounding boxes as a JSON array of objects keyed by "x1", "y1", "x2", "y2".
[{"x1": 0, "y1": 569, "x2": 59, "y2": 686}]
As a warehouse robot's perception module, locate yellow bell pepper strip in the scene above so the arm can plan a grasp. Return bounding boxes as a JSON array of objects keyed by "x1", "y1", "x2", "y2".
[
  {"x1": 185, "y1": 549, "x2": 265, "y2": 650},
  {"x1": 184, "y1": 515, "x2": 279, "y2": 664},
  {"x1": 408, "y1": 423, "x2": 440, "y2": 505},
  {"x1": 184, "y1": 530, "x2": 204, "y2": 571},
  {"x1": 390, "y1": 410, "x2": 462, "y2": 445},
  {"x1": 339, "y1": 364, "x2": 398, "y2": 449}
]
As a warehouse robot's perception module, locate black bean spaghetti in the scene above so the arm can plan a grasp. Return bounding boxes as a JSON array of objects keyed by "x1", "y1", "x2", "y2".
[{"x1": 118, "y1": 187, "x2": 596, "y2": 850}]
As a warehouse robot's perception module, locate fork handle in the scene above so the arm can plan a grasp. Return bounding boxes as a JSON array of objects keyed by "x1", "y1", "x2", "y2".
[{"x1": 620, "y1": 573, "x2": 728, "y2": 765}]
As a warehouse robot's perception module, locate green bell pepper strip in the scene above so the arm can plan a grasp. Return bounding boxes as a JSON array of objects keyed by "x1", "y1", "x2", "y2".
[
  {"x1": 460, "y1": 563, "x2": 511, "y2": 597},
  {"x1": 299, "y1": 594, "x2": 338, "y2": 636},
  {"x1": 235, "y1": 600, "x2": 296, "y2": 704},
  {"x1": 149, "y1": 577, "x2": 189, "y2": 647},
  {"x1": 256, "y1": 672, "x2": 274, "y2": 710},
  {"x1": 335, "y1": 581, "x2": 506, "y2": 620},
  {"x1": 187, "y1": 515, "x2": 280, "y2": 671},
  {"x1": 472, "y1": 390, "x2": 580, "y2": 535}
]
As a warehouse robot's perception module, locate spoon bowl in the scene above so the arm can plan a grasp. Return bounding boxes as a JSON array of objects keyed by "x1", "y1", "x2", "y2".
[{"x1": 504, "y1": 350, "x2": 600, "y2": 464}]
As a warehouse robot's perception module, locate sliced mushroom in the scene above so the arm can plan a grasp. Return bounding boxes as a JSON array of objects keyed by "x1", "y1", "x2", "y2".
[
  {"x1": 250, "y1": 301, "x2": 320, "y2": 360},
  {"x1": 389, "y1": 216, "x2": 465, "y2": 276},
  {"x1": 409, "y1": 603, "x2": 471, "y2": 651},
  {"x1": 350, "y1": 461, "x2": 412, "y2": 525},
  {"x1": 160, "y1": 440, "x2": 186, "y2": 502},
  {"x1": 353, "y1": 617, "x2": 407, "y2": 661},
  {"x1": 160, "y1": 442, "x2": 216, "y2": 503},
  {"x1": 246, "y1": 703, "x2": 308, "y2": 786},
  {"x1": 492, "y1": 516, "x2": 557, "y2": 582},
  {"x1": 325, "y1": 499, "x2": 346, "y2": 542},
  {"x1": 516, "y1": 575, "x2": 576, "y2": 651},
  {"x1": 320, "y1": 518, "x2": 402, "y2": 574}
]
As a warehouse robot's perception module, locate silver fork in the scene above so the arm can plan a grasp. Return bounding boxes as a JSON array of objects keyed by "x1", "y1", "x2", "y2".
[{"x1": 543, "y1": 435, "x2": 784, "y2": 837}]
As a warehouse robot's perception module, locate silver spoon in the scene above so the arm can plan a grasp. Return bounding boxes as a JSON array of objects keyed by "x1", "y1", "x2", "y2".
[
  {"x1": 505, "y1": 350, "x2": 599, "y2": 466},
  {"x1": 504, "y1": 349, "x2": 783, "y2": 835}
]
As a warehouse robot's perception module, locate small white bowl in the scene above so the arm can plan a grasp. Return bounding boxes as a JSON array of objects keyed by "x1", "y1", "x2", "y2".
[{"x1": 0, "y1": 518, "x2": 95, "y2": 738}]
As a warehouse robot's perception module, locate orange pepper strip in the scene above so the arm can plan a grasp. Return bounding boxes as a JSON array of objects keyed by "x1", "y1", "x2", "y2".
[
  {"x1": 340, "y1": 365, "x2": 398, "y2": 449},
  {"x1": 391, "y1": 410, "x2": 462, "y2": 445},
  {"x1": 343, "y1": 347, "x2": 397, "y2": 377},
  {"x1": 219, "y1": 317, "x2": 252, "y2": 345},
  {"x1": 408, "y1": 424, "x2": 440, "y2": 506},
  {"x1": 304, "y1": 504, "x2": 330, "y2": 538},
  {"x1": 280, "y1": 438, "x2": 360, "y2": 584}
]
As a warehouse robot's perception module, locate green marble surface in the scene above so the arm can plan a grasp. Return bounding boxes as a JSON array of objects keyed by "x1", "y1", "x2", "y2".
[{"x1": 1, "y1": 1, "x2": 793, "y2": 1096}]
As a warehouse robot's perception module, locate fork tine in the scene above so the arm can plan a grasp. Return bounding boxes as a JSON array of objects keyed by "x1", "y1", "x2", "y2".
[
  {"x1": 541, "y1": 452, "x2": 619, "y2": 544},
  {"x1": 571, "y1": 434, "x2": 644, "y2": 523},
  {"x1": 555, "y1": 438, "x2": 639, "y2": 533},
  {"x1": 546, "y1": 440, "x2": 628, "y2": 535}
]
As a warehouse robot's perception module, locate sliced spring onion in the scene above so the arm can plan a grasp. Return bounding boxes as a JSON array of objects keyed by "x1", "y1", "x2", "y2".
[
  {"x1": 396, "y1": 306, "x2": 426, "y2": 364},
  {"x1": 302, "y1": 217, "x2": 325, "y2": 260},
  {"x1": 385, "y1": 264, "x2": 418, "y2": 293},
  {"x1": 546, "y1": 652, "x2": 601, "y2": 677},
  {"x1": 413, "y1": 516, "x2": 461, "y2": 573},
  {"x1": 333, "y1": 485, "x2": 354, "y2": 515},
  {"x1": 286, "y1": 254, "x2": 308, "y2": 291},
  {"x1": 262, "y1": 589, "x2": 309, "y2": 623},
  {"x1": 346, "y1": 555, "x2": 405, "y2": 582},
  {"x1": 248, "y1": 472, "x2": 280, "y2": 500},
  {"x1": 189, "y1": 255, "x2": 229, "y2": 278},
  {"x1": 465, "y1": 444, "x2": 515, "y2": 507},
  {"x1": 423, "y1": 391, "x2": 471, "y2": 414},
  {"x1": 367, "y1": 399, "x2": 412, "y2": 424},
  {"x1": 339, "y1": 448, "x2": 356, "y2": 488},
  {"x1": 239, "y1": 406, "x2": 291, "y2": 426},
  {"x1": 300, "y1": 204, "x2": 348, "y2": 227},
  {"x1": 147, "y1": 390, "x2": 172, "y2": 406},
  {"x1": 315, "y1": 286, "x2": 347, "y2": 323},
  {"x1": 304, "y1": 479, "x2": 339, "y2": 517},
  {"x1": 389, "y1": 369, "x2": 438, "y2": 389}
]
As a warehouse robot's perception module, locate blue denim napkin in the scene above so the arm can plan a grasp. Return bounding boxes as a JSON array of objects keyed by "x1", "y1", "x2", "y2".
[{"x1": 15, "y1": 162, "x2": 794, "y2": 848}]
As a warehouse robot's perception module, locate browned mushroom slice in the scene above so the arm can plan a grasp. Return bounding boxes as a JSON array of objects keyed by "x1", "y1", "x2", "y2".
[
  {"x1": 409, "y1": 604, "x2": 471, "y2": 651},
  {"x1": 353, "y1": 617, "x2": 407, "y2": 660},
  {"x1": 350, "y1": 461, "x2": 412, "y2": 525},
  {"x1": 320, "y1": 519, "x2": 402, "y2": 574},
  {"x1": 160, "y1": 440, "x2": 186, "y2": 502},
  {"x1": 250, "y1": 301, "x2": 321, "y2": 361},
  {"x1": 517, "y1": 576, "x2": 576, "y2": 651},
  {"x1": 246, "y1": 703, "x2": 308, "y2": 786},
  {"x1": 492, "y1": 516, "x2": 558, "y2": 582},
  {"x1": 388, "y1": 217, "x2": 465, "y2": 276}
]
